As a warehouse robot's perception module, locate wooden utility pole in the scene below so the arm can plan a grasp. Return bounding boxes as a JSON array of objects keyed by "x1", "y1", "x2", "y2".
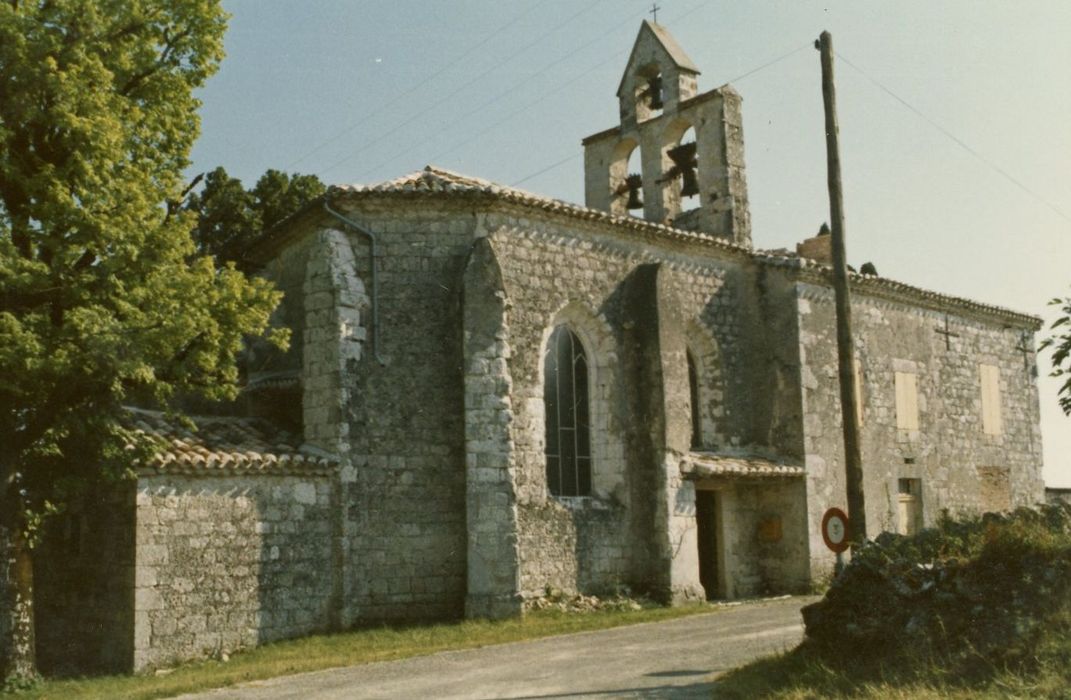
[{"x1": 818, "y1": 31, "x2": 867, "y2": 545}]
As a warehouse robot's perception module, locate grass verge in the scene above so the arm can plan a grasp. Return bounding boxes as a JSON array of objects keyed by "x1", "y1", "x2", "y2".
[
  {"x1": 714, "y1": 505, "x2": 1071, "y2": 699},
  {"x1": 11, "y1": 602, "x2": 718, "y2": 699},
  {"x1": 712, "y1": 636, "x2": 1071, "y2": 699}
]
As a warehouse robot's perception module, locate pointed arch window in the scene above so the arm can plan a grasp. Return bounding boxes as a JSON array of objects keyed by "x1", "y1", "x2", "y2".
[
  {"x1": 687, "y1": 350, "x2": 701, "y2": 448},
  {"x1": 544, "y1": 326, "x2": 592, "y2": 496}
]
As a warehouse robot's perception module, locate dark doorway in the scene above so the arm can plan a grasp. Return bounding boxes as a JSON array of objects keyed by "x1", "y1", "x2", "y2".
[{"x1": 695, "y1": 490, "x2": 720, "y2": 600}]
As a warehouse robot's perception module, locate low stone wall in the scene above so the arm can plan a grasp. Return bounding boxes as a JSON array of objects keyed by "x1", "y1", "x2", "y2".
[{"x1": 133, "y1": 472, "x2": 336, "y2": 671}]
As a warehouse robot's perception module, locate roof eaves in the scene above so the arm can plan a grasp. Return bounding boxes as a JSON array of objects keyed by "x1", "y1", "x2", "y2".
[
  {"x1": 329, "y1": 165, "x2": 751, "y2": 258},
  {"x1": 756, "y1": 253, "x2": 1042, "y2": 329}
]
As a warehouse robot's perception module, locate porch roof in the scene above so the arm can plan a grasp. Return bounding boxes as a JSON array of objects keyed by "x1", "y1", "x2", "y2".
[
  {"x1": 682, "y1": 452, "x2": 805, "y2": 480},
  {"x1": 126, "y1": 408, "x2": 338, "y2": 476}
]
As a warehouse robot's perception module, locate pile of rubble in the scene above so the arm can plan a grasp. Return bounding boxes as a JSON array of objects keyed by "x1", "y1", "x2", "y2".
[
  {"x1": 802, "y1": 504, "x2": 1071, "y2": 666},
  {"x1": 524, "y1": 588, "x2": 647, "y2": 613}
]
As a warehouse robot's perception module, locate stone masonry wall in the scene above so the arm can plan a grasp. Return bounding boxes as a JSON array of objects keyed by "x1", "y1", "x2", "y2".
[
  {"x1": 322, "y1": 201, "x2": 475, "y2": 622},
  {"x1": 462, "y1": 236, "x2": 522, "y2": 617},
  {"x1": 484, "y1": 209, "x2": 753, "y2": 601},
  {"x1": 133, "y1": 472, "x2": 334, "y2": 671},
  {"x1": 797, "y1": 281, "x2": 1044, "y2": 577}
]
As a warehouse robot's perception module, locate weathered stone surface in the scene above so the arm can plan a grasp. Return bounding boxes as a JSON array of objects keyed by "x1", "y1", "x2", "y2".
[
  {"x1": 131, "y1": 473, "x2": 335, "y2": 671},
  {"x1": 12, "y1": 21, "x2": 1046, "y2": 677}
]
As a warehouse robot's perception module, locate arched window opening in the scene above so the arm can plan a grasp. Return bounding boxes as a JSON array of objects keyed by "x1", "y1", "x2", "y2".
[
  {"x1": 687, "y1": 350, "x2": 702, "y2": 448},
  {"x1": 609, "y1": 139, "x2": 643, "y2": 218},
  {"x1": 675, "y1": 127, "x2": 700, "y2": 212},
  {"x1": 625, "y1": 145, "x2": 643, "y2": 218},
  {"x1": 634, "y1": 63, "x2": 664, "y2": 122},
  {"x1": 544, "y1": 326, "x2": 592, "y2": 497}
]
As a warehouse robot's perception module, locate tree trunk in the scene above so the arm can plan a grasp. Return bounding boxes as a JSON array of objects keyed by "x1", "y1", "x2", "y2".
[{"x1": 0, "y1": 504, "x2": 37, "y2": 685}]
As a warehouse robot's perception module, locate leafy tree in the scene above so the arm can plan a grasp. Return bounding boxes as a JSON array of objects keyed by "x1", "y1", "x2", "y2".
[
  {"x1": 1041, "y1": 292, "x2": 1071, "y2": 415},
  {"x1": 186, "y1": 167, "x2": 324, "y2": 271},
  {"x1": 0, "y1": 1, "x2": 286, "y2": 683}
]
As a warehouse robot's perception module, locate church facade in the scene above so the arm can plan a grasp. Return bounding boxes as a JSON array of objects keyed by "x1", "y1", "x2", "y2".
[{"x1": 30, "y1": 22, "x2": 1044, "y2": 673}]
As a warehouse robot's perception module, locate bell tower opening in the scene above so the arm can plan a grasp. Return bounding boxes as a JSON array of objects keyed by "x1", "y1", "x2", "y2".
[
  {"x1": 582, "y1": 20, "x2": 751, "y2": 247},
  {"x1": 674, "y1": 126, "x2": 700, "y2": 213},
  {"x1": 609, "y1": 139, "x2": 644, "y2": 218},
  {"x1": 634, "y1": 63, "x2": 664, "y2": 122}
]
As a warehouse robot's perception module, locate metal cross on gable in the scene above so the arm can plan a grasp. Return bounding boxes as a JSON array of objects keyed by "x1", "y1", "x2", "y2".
[
  {"x1": 934, "y1": 314, "x2": 960, "y2": 351},
  {"x1": 650, "y1": 2, "x2": 661, "y2": 23}
]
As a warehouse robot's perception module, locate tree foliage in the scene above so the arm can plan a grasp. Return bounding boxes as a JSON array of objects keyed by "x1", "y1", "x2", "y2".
[
  {"x1": 185, "y1": 167, "x2": 324, "y2": 271},
  {"x1": 1041, "y1": 291, "x2": 1071, "y2": 415},
  {"x1": 0, "y1": 0, "x2": 285, "y2": 681}
]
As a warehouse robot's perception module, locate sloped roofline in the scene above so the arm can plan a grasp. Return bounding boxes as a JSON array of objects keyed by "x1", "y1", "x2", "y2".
[
  {"x1": 125, "y1": 407, "x2": 339, "y2": 475},
  {"x1": 616, "y1": 20, "x2": 700, "y2": 97},
  {"x1": 254, "y1": 165, "x2": 1040, "y2": 330}
]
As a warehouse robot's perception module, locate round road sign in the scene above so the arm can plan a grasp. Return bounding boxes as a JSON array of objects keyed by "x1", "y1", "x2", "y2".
[{"x1": 821, "y1": 507, "x2": 850, "y2": 553}]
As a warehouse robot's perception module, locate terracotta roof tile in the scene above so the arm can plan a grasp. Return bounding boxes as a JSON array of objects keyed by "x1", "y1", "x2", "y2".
[
  {"x1": 682, "y1": 452, "x2": 805, "y2": 479},
  {"x1": 333, "y1": 165, "x2": 746, "y2": 250},
  {"x1": 328, "y1": 165, "x2": 1037, "y2": 329},
  {"x1": 126, "y1": 408, "x2": 338, "y2": 476}
]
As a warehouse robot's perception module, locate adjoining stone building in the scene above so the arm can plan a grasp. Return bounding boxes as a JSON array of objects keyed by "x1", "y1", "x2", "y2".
[{"x1": 30, "y1": 21, "x2": 1044, "y2": 673}]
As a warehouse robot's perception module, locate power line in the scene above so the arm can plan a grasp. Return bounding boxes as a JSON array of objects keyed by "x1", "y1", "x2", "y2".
[
  {"x1": 319, "y1": 0, "x2": 613, "y2": 177},
  {"x1": 283, "y1": 2, "x2": 548, "y2": 171},
  {"x1": 361, "y1": 5, "x2": 652, "y2": 182},
  {"x1": 509, "y1": 40, "x2": 809, "y2": 189},
  {"x1": 835, "y1": 50, "x2": 1071, "y2": 224},
  {"x1": 717, "y1": 43, "x2": 811, "y2": 89},
  {"x1": 430, "y1": 0, "x2": 716, "y2": 167},
  {"x1": 513, "y1": 152, "x2": 580, "y2": 187}
]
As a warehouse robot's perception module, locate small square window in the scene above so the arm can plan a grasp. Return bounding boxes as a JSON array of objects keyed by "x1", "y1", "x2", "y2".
[{"x1": 895, "y1": 477, "x2": 921, "y2": 498}]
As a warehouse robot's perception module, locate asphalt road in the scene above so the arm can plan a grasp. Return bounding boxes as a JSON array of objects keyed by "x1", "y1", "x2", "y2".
[{"x1": 175, "y1": 595, "x2": 814, "y2": 700}]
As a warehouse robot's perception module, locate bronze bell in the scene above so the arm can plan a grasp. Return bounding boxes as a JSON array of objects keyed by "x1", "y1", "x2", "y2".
[
  {"x1": 647, "y1": 75, "x2": 663, "y2": 110},
  {"x1": 681, "y1": 168, "x2": 699, "y2": 198},
  {"x1": 625, "y1": 173, "x2": 643, "y2": 209}
]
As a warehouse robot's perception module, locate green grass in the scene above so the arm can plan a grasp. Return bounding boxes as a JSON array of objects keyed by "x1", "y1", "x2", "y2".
[
  {"x1": 713, "y1": 505, "x2": 1071, "y2": 700},
  {"x1": 10, "y1": 603, "x2": 718, "y2": 699},
  {"x1": 711, "y1": 638, "x2": 1071, "y2": 699}
]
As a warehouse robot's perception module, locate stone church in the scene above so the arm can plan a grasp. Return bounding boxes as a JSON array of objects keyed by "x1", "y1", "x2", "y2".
[{"x1": 31, "y1": 21, "x2": 1044, "y2": 673}]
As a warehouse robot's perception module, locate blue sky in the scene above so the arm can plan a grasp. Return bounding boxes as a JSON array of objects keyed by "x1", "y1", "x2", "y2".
[{"x1": 189, "y1": 0, "x2": 1071, "y2": 486}]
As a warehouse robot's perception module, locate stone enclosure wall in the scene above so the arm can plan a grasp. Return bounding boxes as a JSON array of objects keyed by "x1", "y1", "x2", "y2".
[{"x1": 132, "y1": 472, "x2": 335, "y2": 671}]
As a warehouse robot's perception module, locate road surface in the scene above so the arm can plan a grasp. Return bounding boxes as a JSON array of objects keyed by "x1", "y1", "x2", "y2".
[{"x1": 176, "y1": 595, "x2": 814, "y2": 699}]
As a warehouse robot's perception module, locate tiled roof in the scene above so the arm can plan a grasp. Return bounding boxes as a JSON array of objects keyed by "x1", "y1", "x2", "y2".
[
  {"x1": 323, "y1": 166, "x2": 1038, "y2": 329},
  {"x1": 755, "y1": 252, "x2": 1040, "y2": 328},
  {"x1": 332, "y1": 165, "x2": 746, "y2": 249},
  {"x1": 645, "y1": 20, "x2": 701, "y2": 73},
  {"x1": 126, "y1": 408, "x2": 338, "y2": 476},
  {"x1": 682, "y1": 452, "x2": 806, "y2": 480},
  {"x1": 616, "y1": 21, "x2": 700, "y2": 96}
]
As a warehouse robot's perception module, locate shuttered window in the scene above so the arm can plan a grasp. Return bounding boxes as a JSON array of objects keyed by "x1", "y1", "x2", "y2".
[
  {"x1": 894, "y1": 371, "x2": 919, "y2": 432},
  {"x1": 979, "y1": 364, "x2": 1003, "y2": 436}
]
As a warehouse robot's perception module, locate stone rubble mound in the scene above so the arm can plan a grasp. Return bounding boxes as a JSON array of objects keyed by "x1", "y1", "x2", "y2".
[
  {"x1": 802, "y1": 503, "x2": 1071, "y2": 666},
  {"x1": 525, "y1": 588, "x2": 646, "y2": 613}
]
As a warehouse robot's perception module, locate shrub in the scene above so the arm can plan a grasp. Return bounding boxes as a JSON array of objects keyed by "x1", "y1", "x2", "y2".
[{"x1": 802, "y1": 503, "x2": 1071, "y2": 676}]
